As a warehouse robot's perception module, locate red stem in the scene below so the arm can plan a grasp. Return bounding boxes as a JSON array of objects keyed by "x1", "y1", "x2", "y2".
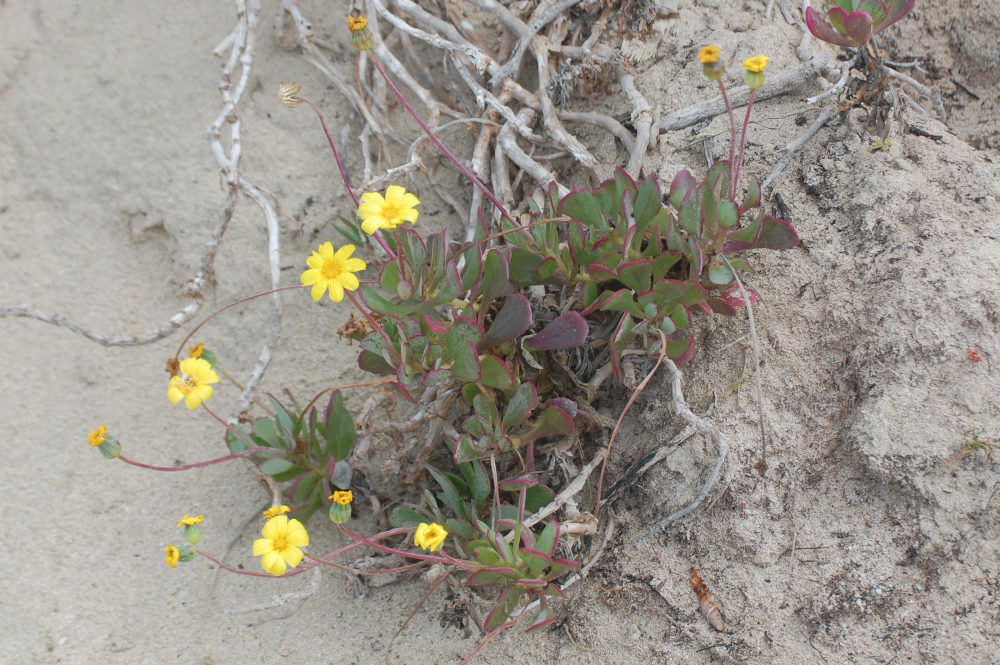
[
  {"x1": 734, "y1": 89, "x2": 756, "y2": 197},
  {"x1": 174, "y1": 284, "x2": 305, "y2": 359},
  {"x1": 295, "y1": 97, "x2": 359, "y2": 209},
  {"x1": 717, "y1": 79, "x2": 738, "y2": 194},
  {"x1": 367, "y1": 54, "x2": 514, "y2": 224},
  {"x1": 119, "y1": 447, "x2": 266, "y2": 472}
]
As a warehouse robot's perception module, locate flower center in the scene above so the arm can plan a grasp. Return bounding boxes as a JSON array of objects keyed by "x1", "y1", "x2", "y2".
[
  {"x1": 177, "y1": 374, "x2": 198, "y2": 395},
  {"x1": 321, "y1": 258, "x2": 344, "y2": 280},
  {"x1": 272, "y1": 534, "x2": 288, "y2": 551},
  {"x1": 381, "y1": 203, "x2": 400, "y2": 222}
]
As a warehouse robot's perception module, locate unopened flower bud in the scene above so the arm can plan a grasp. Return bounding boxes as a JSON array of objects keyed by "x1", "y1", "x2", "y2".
[{"x1": 329, "y1": 490, "x2": 353, "y2": 524}]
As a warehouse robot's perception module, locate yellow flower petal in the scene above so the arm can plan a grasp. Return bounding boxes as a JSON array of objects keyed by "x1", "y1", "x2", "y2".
[
  {"x1": 252, "y1": 537, "x2": 274, "y2": 556},
  {"x1": 300, "y1": 268, "x2": 321, "y2": 286},
  {"x1": 285, "y1": 519, "x2": 310, "y2": 548},
  {"x1": 328, "y1": 280, "x2": 345, "y2": 302},
  {"x1": 261, "y1": 550, "x2": 286, "y2": 575}
]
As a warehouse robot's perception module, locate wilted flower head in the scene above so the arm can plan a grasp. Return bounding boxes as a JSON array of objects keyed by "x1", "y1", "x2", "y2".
[
  {"x1": 347, "y1": 15, "x2": 374, "y2": 51},
  {"x1": 263, "y1": 505, "x2": 291, "y2": 519},
  {"x1": 277, "y1": 82, "x2": 303, "y2": 109}
]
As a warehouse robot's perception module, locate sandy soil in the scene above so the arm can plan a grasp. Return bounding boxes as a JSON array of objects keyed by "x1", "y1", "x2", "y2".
[{"x1": 2, "y1": 1, "x2": 998, "y2": 664}]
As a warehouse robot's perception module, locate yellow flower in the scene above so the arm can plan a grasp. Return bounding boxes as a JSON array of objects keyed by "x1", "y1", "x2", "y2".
[
  {"x1": 176, "y1": 515, "x2": 204, "y2": 527},
  {"x1": 347, "y1": 15, "x2": 368, "y2": 32},
  {"x1": 743, "y1": 55, "x2": 769, "y2": 73},
  {"x1": 263, "y1": 505, "x2": 291, "y2": 519},
  {"x1": 698, "y1": 45, "x2": 720, "y2": 64},
  {"x1": 300, "y1": 242, "x2": 367, "y2": 302},
  {"x1": 358, "y1": 186, "x2": 421, "y2": 235},
  {"x1": 88, "y1": 424, "x2": 107, "y2": 447},
  {"x1": 330, "y1": 490, "x2": 353, "y2": 506},
  {"x1": 167, "y1": 357, "x2": 220, "y2": 410},
  {"x1": 277, "y1": 82, "x2": 303, "y2": 109},
  {"x1": 252, "y1": 516, "x2": 310, "y2": 576},
  {"x1": 414, "y1": 523, "x2": 448, "y2": 552},
  {"x1": 188, "y1": 342, "x2": 204, "y2": 359},
  {"x1": 165, "y1": 544, "x2": 180, "y2": 568}
]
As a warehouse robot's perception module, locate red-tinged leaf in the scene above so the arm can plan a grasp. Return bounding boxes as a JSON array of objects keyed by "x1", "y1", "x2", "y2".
[
  {"x1": 534, "y1": 521, "x2": 560, "y2": 557},
  {"x1": 468, "y1": 567, "x2": 521, "y2": 587},
  {"x1": 756, "y1": 215, "x2": 799, "y2": 249},
  {"x1": 357, "y1": 349, "x2": 394, "y2": 375},
  {"x1": 835, "y1": 7, "x2": 873, "y2": 45},
  {"x1": 502, "y1": 382, "x2": 538, "y2": 430},
  {"x1": 527, "y1": 606, "x2": 557, "y2": 632},
  {"x1": 720, "y1": 283, "x2": 760, "y2": 308},
  {"x1": 524, "y1": 312, "x2": 589, "y2": 351},
  {"x1": 453, "y1": 433, "x2": 481, "y2": 464},
  {"x1": 485, "y1": 588, "x2": 524, "y2": 632},
  {"x1": 806, "y1": 6, "x2": 856, "y2": 46},
  {"x1": 450, "y1": 340, "x2": 482, "y2": 382},
  {"x1": 518, "y1": 548, "x2": 554, "y2": 576},
  {"x1": 479, "y1": 355, "x2": 514, "y2": 391},
  {"x1": 706, "y1": 298, "x2": 738, "y2": 316},
  {"x1": 483, "y1": 293, "x2": 533, "y2": 348},
  {"x1": 669, "y1": 169, "x2": 696, "y2": 209},
  {"x1": 669, "y1": 336, "x2": 696, "y2": 366},
  {"x1": 498, "y1": 475, "x2": 540, "y2": 491},
  {"x1": 521, "y1": 405, "x2": 575, "y2": 442}
]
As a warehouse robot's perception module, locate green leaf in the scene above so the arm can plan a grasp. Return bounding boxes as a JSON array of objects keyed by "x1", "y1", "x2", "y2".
[
  {"x1": 617, "y1": 260, "x2": 653, "y2": 293},
  {"x1": 708, "y1": 263, "x2": 734, "y2": 285},
  {"x1": 390, "y1": 506, "x2": 427, "y2": 528},
  {"x1": 450, "y1": 340, "x2": 481, "y2": 382},
  {"x1": 227, "y1": 425, "x2": 251, "y2": 453},
  {"x1": 677, "y1": 192, "x2": 701, "y2": 236},
  {"x1": 633, "y1": 177, "x2": 662, "y2": 231},
  {"x1": 502, "y1": 382, "x2": 538, "y2": 430},
  {"x1": 535, "y1": 521, "x2": 559, "y2": 556},
  {"x1": 323, "y1": 391, "x2": 356, "y2": 461},
  {"x1": 480, "y1": 355, "x2": 514, "y2": 391},
  {"x1": 524, "y1": 485, "x2": 555, "y2": 513},
  {"x1": 259, "y1": 458, "x2": 295, "y2": 476},
  {"x1": 481, "y1": 249, "x2": 510, "y2": 308},
  {"x1": 292, "y1": 473, "x2": 318, "y2": 503},
  {"x1": 427, "y1": 466, "x2": 472, "y2": 522},
  {"x1": 508, "y1": 247, "x2": 545, "y2": 285},
  {"x1": 718, "y1": 199, "x2": 739, "y2": 228},
  {"x1": 485, "y1": 588, "x2": 525, "y2": 631},
  {"x1": 252, "y1": 419, "x2": 280, "y2": 446},
  {"x1": 559, "y1": 190, "x2": 606, "y2": 231}
]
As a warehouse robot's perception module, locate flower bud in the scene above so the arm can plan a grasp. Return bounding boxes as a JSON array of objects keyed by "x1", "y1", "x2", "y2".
[
  {"x1": 328, "y1": 490, "x2": 353, "y2": 524},
  {"x1": 88, "y1": 425, "x2": 122, "y2": 460},
  {"x1": 743, "y1": 55, "x2": 769, "y2": 89},
  {"x1": 178, "y1": 542, "x2": 196, "y2": 563},
  {"x1": 698, "y1": 45, "x2": 725, "y2": 81}
]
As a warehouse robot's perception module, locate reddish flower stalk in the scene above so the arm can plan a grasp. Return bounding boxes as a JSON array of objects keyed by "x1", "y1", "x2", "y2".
[{"x1": 366, "y1": 53, "x2": 515, "y2": 224}]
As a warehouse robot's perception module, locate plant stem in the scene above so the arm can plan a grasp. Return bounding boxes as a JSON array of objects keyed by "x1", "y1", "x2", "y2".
[
  {"x1": 338, "y1": 524, "x2": 469, "y2": 568},
  {"x1": 175, "y1": 285, "x2": 306, "y2": 359},
  {"x1": 367, "y1": 54, "x2": 515, "y2": 224},
  {"x1": 295, "y1": 97, "x2": 360, "y2": 209},
  {"x1": 119, "y1": 446, "x2": 267, "y2": 472},
  {"x1": 734, "y1": 89, "x2": 756, "y2": 196},
  {"x1": 718, "y1": 79, "x2": 738, "y2": 194},
  {"x1": 345, "y1": 290, "x2": 398, "y2": 362}
]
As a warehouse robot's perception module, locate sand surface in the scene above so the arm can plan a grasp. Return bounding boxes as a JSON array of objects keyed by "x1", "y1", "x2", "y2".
[{"x1": 2, "y1": 1, "x2": 999, "y2": 664}]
